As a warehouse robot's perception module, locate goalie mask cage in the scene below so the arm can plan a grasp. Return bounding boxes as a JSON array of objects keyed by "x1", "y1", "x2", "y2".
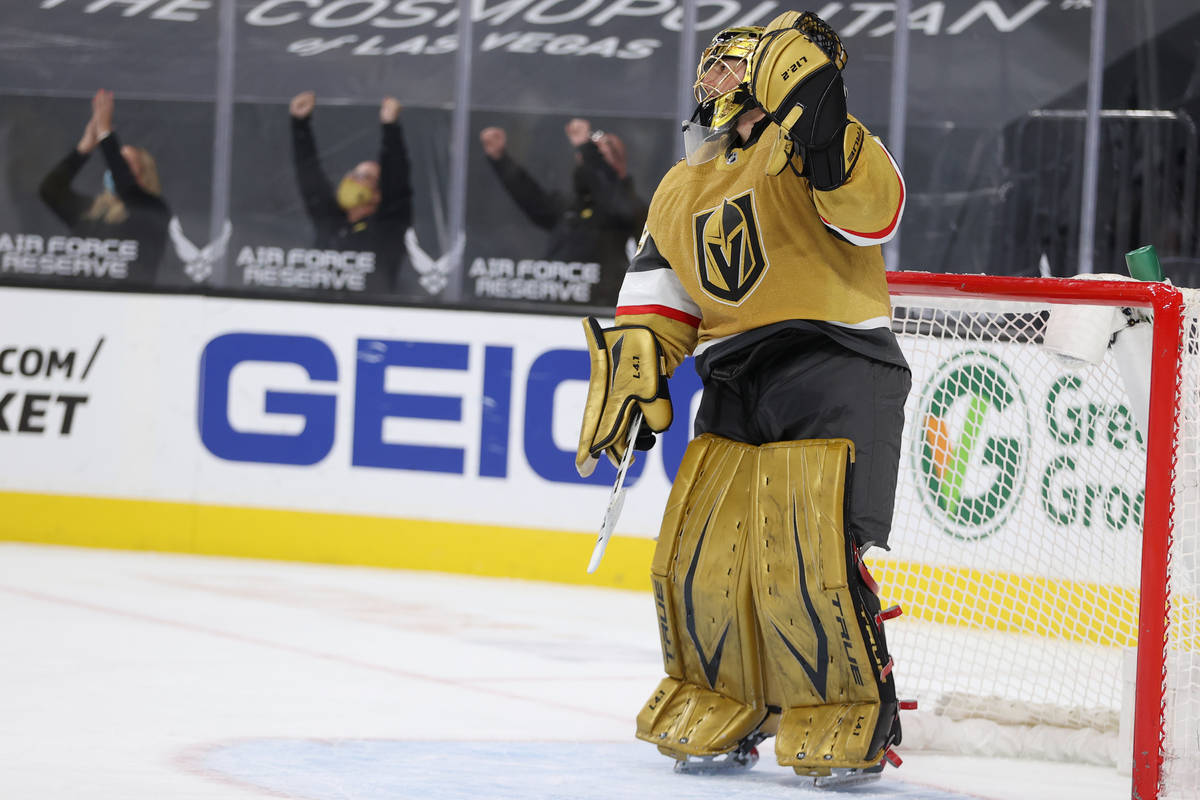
[{"x1": 882, "y1": 272, "x2": 1199, "y2": 800}]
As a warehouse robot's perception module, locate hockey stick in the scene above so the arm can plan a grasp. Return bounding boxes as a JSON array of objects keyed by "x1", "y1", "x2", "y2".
[{"x1": 587, "y1": 411, "x2": 642, "y2": 574}]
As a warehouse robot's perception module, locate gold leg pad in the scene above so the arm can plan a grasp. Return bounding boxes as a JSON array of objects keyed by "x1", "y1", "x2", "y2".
[
  {"x1": 635, "y1": 676, "x2": 767, "y2": 759},
  {"x1": 650, "y1": 435, "x2": 765, "y2": 704},
  {"x1": 774, "y1": 702, "x2": 883, "y2": 773}
]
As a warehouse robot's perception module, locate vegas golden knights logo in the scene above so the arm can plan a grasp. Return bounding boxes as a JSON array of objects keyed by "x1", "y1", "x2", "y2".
[{"x1": 692, "y1": 189, "x2": 769, "y2": 304}]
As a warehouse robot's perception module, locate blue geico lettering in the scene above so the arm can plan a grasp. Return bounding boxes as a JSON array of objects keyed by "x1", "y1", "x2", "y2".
[
  {"x1": 353, "y1": 339, "x2": 469, "y2": 474},
  {"x1": 198, "y1": 332, "x2": 703, "y2": 484},
  {"x1": 199, "y1": 333, "x2": 337, "y2": 466}
]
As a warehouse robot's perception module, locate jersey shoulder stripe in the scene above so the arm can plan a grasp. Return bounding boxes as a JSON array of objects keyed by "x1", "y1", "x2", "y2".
[
  {"x1": 616, "y1": 303, "x2": 701, "y2": 328},
  {"x1": 616, "y1": 268, "x2": 702, "y2": 327}
]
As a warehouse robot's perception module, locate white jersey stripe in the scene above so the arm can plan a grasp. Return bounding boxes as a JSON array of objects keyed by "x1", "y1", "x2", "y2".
[{"x1": 616, "y1": 269, "x2": 702, "y2": 321}]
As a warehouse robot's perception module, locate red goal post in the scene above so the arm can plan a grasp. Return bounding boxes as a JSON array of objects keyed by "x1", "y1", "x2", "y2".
[{"x1": 883, "y1": 271, "x2": 1198, "y2": 800}]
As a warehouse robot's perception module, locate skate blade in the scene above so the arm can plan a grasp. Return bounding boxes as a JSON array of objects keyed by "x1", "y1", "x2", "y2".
[
  {"x1": 673, "y1": 749, "x2": 759, "y2": 775},
  {"x1": 812, "y1": 766, "x2": 884, "y2": 790}
]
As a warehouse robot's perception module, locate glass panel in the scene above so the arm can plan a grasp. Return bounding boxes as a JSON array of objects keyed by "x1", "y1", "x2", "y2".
[
  {"x1": 459, "y1": 1, "x2": 686, "y2": 315},
  {"x1": 1092, "y1": 3, "x2": 1200, "y2": 285},
  {"x1": 464, "y1": 109, "x2": 673, "y2": 314},
  {"x1": 8, "y1": 2, "x2": 1195, "y2": 295},
  {"x1": 892, "y1": 0, "x2": 1097, "y2": 276},
  {"x1": 895, "y1": 0, "x2": 1199, "y2": 280},
  {"x1": 226, "y1": 99, "x2": 451, "y2": 301},
  {"x1": 223, "y1": 0, "x2": 456, "y2": 303},
  {"x1": 0, "y1": 3, "x2": 217, "y2": 292}
]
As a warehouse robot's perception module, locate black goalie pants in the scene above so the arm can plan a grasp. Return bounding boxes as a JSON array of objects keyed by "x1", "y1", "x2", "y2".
[{"x1": 694, "y1": 332, "x2": 911, "y2": 551}]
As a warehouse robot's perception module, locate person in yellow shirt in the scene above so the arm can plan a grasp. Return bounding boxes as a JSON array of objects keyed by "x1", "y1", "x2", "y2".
[
  {"x1": 577, "y1": 12, "x2": 910, "y2": 787},
  {"x1": 288, "y1": 91, "x2": 413, "y2": 294}
]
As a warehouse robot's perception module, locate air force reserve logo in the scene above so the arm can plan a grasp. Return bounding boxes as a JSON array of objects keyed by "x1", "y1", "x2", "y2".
[{"x1": 692, "y1": 188, "x2": 769, "y2": 305}]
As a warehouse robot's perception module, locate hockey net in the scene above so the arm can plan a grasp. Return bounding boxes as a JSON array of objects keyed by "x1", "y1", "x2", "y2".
[{"x1": 877, "y1": 272, "x2": 1200, "y2": 800}]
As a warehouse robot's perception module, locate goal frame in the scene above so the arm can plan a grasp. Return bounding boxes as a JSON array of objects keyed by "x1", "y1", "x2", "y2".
[{"x1": 886, "y1": 270, "x2": 1185, "y2": 800}]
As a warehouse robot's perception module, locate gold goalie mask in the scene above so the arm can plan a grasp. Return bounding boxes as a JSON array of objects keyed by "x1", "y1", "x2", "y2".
[
  {"x1": 576, "y1": 318, "x2": 673, "y2": 477},
  {"x1": 682, "y1": 25, "x2": 764, "y2": 166}
]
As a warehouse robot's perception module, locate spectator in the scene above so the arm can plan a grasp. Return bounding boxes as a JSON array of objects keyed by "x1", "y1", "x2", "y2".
[
  {"x1": 479, "y1": 119, "x2": 647, "y2": 306},
  {"x1": 289, "y1": 91, "x2": 413, "y2": 294},
  {"x1": 39, "y1": 88, "x2": 171, "y2": 286}
]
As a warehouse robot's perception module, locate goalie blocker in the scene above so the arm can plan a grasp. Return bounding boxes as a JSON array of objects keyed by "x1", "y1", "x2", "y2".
[
  {"x1": 575, "y1": 317, "x2": 673, "y2": 476},
  {"x1": 637, "y1": 434, "x2": 904, "y2": 776}
]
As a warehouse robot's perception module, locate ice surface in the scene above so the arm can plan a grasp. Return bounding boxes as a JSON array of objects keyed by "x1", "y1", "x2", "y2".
[{"x1": 0, "y1": 544, "x2": 1131, "y2": 800}]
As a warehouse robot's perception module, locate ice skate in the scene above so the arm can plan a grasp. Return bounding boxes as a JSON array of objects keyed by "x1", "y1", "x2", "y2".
[
  {"x1": 672, "y1": 734, "x2": 764, "y2": 774},
  {"x1": 807, "y1": 748, "x2": 899, "y2": 790},
  {"x1": 810, "y1": 762, "x2": 884, "y2": 789}
]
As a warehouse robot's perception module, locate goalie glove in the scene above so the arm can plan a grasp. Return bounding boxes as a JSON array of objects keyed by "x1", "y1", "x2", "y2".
[
  {"x1": 749, "y1": 11, "x2": 860, "y2": 191},
  {"x1": 575, "y1": 317, "x2": 673, "y2": 477}
]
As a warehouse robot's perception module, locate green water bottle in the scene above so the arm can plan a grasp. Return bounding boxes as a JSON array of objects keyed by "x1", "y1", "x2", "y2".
[{"x1": 1125, "y1": 244, "x2": 1164, "y2": 282}]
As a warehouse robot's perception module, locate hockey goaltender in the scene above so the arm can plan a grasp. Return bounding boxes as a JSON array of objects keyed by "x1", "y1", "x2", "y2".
[{"x1": 576, "y1": 9, "x2": 913, "y2": 790}]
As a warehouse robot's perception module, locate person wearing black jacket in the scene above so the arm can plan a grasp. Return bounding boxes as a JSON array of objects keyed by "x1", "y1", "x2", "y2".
[
  {"x1": 38, "y1": 89, "x2": 171, "y2": 287},
  {"x1": 288, "y1": 91, "x2": 413, "y2": 295},
  {"x1": 479, "y1": 119, "x2": 647, "y2": 306}
]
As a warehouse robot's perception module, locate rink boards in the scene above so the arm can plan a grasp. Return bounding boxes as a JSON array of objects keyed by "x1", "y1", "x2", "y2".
[
  {"x1": 0, "y1": 287, "x2": 688, "y2": 587},
  {"x1": 0, "y1": 288, "x2": 1148, "y2": 636}
]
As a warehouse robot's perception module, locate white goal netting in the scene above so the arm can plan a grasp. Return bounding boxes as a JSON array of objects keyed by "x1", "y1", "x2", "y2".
[{"x1": 874, "y1": 280, "x2": 1200, "y2": 799}]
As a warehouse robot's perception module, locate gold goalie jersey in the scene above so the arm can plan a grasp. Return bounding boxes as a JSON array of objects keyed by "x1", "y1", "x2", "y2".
[{"x1": 615, "y1": 116, "x2": 905, "y2": 374}]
